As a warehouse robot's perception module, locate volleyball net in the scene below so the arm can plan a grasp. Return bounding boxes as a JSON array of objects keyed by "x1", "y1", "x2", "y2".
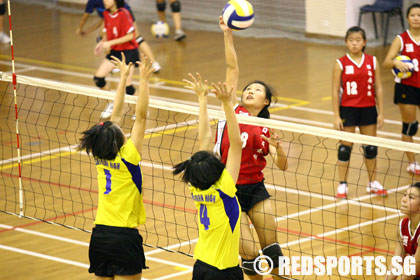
[{"x1": 1, "y1": 72, "x2": 419, "y2": 278}]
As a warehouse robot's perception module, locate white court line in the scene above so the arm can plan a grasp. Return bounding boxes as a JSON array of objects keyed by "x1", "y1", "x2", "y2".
[{"x1": 154, "y1": 269, "x2": 193, "y2": 280}]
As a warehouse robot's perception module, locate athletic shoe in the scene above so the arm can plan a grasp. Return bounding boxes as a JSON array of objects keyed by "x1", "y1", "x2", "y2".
[
  {"x1": 152, "y1": 61, "x2": 161, "y2": 73},
  {"x1": 111, "y1": 68, "x2": 120, "y2": 74},
  {"x1": 407, "y1": 162, "x2": 420, "y2": 175},
  {"x1": 101, "y1": 102, "x2": 114, "y2": 119},
  {"x1": 0, "y1": 32, "x2": 10, "y2": 44},
  {"x1": 367, "y1": 180, "x2": 388, "y2": 196},
  {"x1": 174, "y1": 29, "x2": 186, "y2": 41},
  {"x1": 336, "y1": 183, "x2": 348, "y2": 199}
]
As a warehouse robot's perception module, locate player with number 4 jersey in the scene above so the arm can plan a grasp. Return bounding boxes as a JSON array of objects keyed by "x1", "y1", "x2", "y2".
[{"x1": 332, "y1": 26, "x2": 386, "y2": 200}]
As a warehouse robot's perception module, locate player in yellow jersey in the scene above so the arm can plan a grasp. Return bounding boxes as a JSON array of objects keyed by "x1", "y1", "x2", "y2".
[
  {"x1": 78, "y1": 53, "x2": 155, "y2": 280},
  {"x1": 173, "y1": 73, "x2": 243, "y2": 279}
]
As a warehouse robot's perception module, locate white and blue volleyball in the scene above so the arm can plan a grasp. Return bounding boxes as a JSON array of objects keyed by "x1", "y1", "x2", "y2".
[
  {"x1": 392, "y1": 55, "x2": 414, "y2": 79},
  {"x1": 151, "y1": 21, "x2": 170, "y2": 38},
  {"x1": 222, "y1": 0, "x2": 254, "y2": 30}
]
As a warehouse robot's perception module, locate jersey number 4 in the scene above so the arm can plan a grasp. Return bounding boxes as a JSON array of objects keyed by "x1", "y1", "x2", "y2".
[{"x1": 199, "y1": 204, "x2": 210, "y2": 230}]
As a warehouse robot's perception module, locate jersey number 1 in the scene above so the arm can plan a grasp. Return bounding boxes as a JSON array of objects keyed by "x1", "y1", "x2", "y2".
[
  {"x1": 346, "y1": 81, "x2": 358, "y2": 95},
  {"x1": 104, "y1": 169, "x2": 112, "y2": 194},
  {"x1": 199, "y1": 204, "x2": 210, "y2": 230}
]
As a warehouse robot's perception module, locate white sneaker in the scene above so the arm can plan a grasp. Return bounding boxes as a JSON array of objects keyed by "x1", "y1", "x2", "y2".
[
  {"x1": 366, "y1": 180, "x2": 388, "y2": 196},
  {"x1": 0, "y1": 32, "x2": 10, "y2": 44},
  {"x1": 152, "y1": 61, "x2": 161, "y2": 73},
  {"x1": 336, "y1": 183, "x2": 348, "y2": 199},
  {"x1": 101, "y1": 103, "x2": 114, "y2": 119},
  {"x1": 111, "y1": 68, "x2": 120, "y2": 74},
  {"x1": 174, "y1": 29, "x2": 186, "y2": 41},
  {"x1": 407, "y1": 162, "x2": 420, "y2": 175}
]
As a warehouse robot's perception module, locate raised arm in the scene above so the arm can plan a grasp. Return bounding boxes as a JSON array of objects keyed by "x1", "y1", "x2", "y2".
[
  {"x1": 374, "y1": 57, "x2": 384, "y2": 129},
  {"x1": 183, "y1": 73, "x2": 212, "y2": 151},
  {"x1": 332, "y1": 61, "x2": 343, "y2": 131},
  {"x1": 219, "y1": 16, "x2": 239, "y2": 106},
  {"x1": 131, "y1": 55, "x2": 154, "y2": 154},
  {"x1": 212, "y1": 82, "x2": 242, "y2": 184},
  {"x1": 110, "y1": 53, "x2": 132, "y2": 126}
]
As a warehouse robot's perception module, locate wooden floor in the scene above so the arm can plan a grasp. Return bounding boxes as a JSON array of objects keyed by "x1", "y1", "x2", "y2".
[{"x1": 0, "y1": 2, "x2": 418, "y2": 280}]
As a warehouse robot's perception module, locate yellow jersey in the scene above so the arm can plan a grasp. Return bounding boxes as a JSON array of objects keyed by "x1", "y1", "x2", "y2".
[
  {"x1": 189, "y1": 169, "x2": 241, "y2": 270},
  {"x1": 94, "y1": 138, "x2": 145, "y2": 228}
]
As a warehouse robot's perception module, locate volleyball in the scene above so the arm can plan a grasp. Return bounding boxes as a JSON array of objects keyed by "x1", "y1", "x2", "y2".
[
  {"x1": 151, "y1": 21, "x2": 170, "y2": 38},
  {"x1": 392, "y1": 55, "x2": 414, "y2": 79},
  {"x1": 222, "y1": 0, "x2": 255, "y2": 30}
]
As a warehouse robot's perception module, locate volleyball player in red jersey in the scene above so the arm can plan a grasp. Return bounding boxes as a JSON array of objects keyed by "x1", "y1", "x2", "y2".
[
  {"x1": 384, "y1": 4, "x2": 420, "y2": 175},
  {"x1": 332, "y1": 26, "x2": 386, "y2": 199},
  {"x1": 385, "y1": 182, "x2": 420, "y2": 280},
  {"x1": 94, "y1": 0, "x2": 139, "y2": 119},
  {"x1": 216, "y1": 16, "x2": 288, "y2": 279}
]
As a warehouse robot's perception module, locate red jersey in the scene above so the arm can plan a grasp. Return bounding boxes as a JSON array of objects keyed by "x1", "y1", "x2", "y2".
[
  {"x1": 397, "y1": 31, "x2": 420, "y2": 88},
  {"x1": 103, "y1": 8, "x2": 137, "y2": 51},
  {"x1": 337, "y1": 53, "x2": 376, "y2": 108},
  {"x1": 400, "y1": 217, "x2": 420, "y2": 267},
  {"x1": 214, "y1": 105, "x2": 270, "y2": 185}
]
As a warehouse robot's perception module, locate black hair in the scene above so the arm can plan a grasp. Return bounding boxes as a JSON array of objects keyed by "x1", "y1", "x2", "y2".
[
  {"x1": 407, "y1": 3, "x2": 420, "y2": 17},
  {"x1": 116, "y1": 0, "x2": 125, "y2": 9},
  {"x1": 173, "y1": 151, "x2": 225, "y2": 190},
  {"x1": 242, "y1": 80, "x2": 277, "y2": 119},
  {"x1": 345, "y1": 26, "x2": 367, "y2": 52},
  {"x1": 411, "y1": 182, "x2": 420, "y2": 191},
  {"x1": 77, "y1": 121, "x2": 125, "y2": 160}
]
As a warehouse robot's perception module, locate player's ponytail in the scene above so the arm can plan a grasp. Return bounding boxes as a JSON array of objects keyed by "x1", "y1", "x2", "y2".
[
  {"x1": 173, "y1": 151, "x2": 225, "y2": 190},
  {"x1": 78, "y1": 121, "x2": 125, "y2": 160}
]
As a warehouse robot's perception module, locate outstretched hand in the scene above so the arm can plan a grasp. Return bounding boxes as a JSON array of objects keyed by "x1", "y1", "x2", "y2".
[
  {"x1": 183, "y1": 73, "x2": 208, "y2": 99},
  {"x1": 110, "y1": 53, "x2": 132, "y2": 78},
  {"x1": 136, "y1": 54, "x2": 155, "y2": 80},
  {"x1": 211, "y1": 81, "x2": 233, "y2": 103},
  {"x1": 219, "y1": 16, "x2": 231, "y2": 32}
]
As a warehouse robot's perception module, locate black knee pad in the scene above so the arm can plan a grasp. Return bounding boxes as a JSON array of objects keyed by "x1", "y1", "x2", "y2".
[
  {"x1": 363, "y1": 145, "x2": 377, "y2": 159},
  {"x1": 170, "y1": 0, "x2": 181, "y2": 12},
  {"x1": 156, "y1": 1, "x2": 166, "y2": 11},
  {"x1": 126, "y1": 85, "x2": 135, "y2": 95},
  {"x1": 93, "y1": 76, "x2": 106, "y2": 88},
  {"x1": 262, "y1": 243, "x2": 283, "y2": 268},
  {"x1": 242, "y1": 257, "x2": 260, "y2": 276},
  {"x1": 0, "y1": 3, "x2": 5, "y2": 15},
  {"x1": 402, "y1": 120, "x2": 418, "y2": 136},
  {"x1": 338, "y1": 144, "x2": 352, "y2": 162},
  {"x1": 136, "y1": 36, "x2": 144, "y2": 44}
]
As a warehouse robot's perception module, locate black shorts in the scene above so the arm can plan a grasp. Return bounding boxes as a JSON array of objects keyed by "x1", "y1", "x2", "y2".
[
  {"x1": 192, "y1": 260, "x2": 243, "y2": 280},
  {"x1": 339, "y1": 106, "x2": 377, "y2": 127},
  {"x1": 394, "y1": 83, "x2": 420, "y2": 105},
  {"x1": 88, "y1": 225, "x2": 147, "y2": 277},
  {"x1": 236, "y1": 181, "x2": 270, "y2": 213},
  {"x1": 106, "y1": 49, "x2": 140, "y2": 67}
]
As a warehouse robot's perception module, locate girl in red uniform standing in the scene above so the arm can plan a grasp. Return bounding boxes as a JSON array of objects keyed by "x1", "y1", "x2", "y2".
[
  {"x1": 216, "y1": 16, "x2": 288, "y2": 279},
  {"x1": 94, "y1": 0, "x2": 140, "y2": 119},
  {"x1": 332, "y1": 26, "x2": 386, "y2": 199},
  {"x1": 385, "y1": 182, "x2": 420, "y2": 280},
  {"x1": 384, "y1": 4, "x2": 420, "y2": 175}
]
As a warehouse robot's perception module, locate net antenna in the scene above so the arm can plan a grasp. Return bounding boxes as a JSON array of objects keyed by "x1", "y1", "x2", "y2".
[{"x1": 6, "y1": 0, "x2": 23, "y2": 217}]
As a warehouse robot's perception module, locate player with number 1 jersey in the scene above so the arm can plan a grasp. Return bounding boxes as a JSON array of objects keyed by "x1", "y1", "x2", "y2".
[{"x1": 332, "y1": 26, "x2": 386, "y2": 200}]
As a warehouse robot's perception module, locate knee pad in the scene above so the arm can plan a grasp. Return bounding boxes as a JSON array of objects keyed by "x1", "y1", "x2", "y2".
[
  {"x1": 338, "y1": 144, "x2": 352, "y2": 162},
  {"x1": 363, "y1": 145, "x2": 377, "y2": 159},
  {"x1": 242, "y1": 257, "x2": 260, "y2": 276},
  {"x1": 126, "y1": 85, "x2": 135, "y2": 95},
  {"x1": 0, "y1": 3, "x2": 5, "y2": 15},
  {"x1": 402, "y1": 120, "x2": 418, "y2": 136},
  {"x1": 156, "y1": 1, "x2": 166, "y2": 11},
  {"x1": 170, "y1": 0, "x2": 181, "y2": 12},
  {"x1": 93, "y1": 76, "x2": 106, "y2": 88},
  {"x1": 262, "y1": 243, "x2": 283, "y2": 268},
  {"x1": 136, "y1": 36, "x2": 144, "y2": 44}
]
